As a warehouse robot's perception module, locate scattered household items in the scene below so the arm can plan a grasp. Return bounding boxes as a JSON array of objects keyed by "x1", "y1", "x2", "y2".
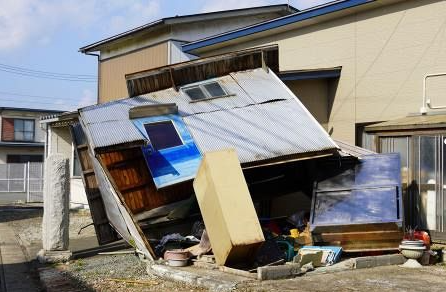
[
  {"x1": 193, "y1": 149, "x2": 265, "y2": 266},
  {"x1": 404, "y1": 229, "x2": 431, "y2": 249},
  {"x1": 155, "y1": 233, "x2": 199, "y2": 258},
  {"x1": 298, "y1": 246, "x2": 342, "y2": 266},
  {"x1": 399, "y1": 240, "x2": 425, "y2": 268},
  {"x1": 164, "y1": 249, "x2": 190, "y2": 267},
  {"x1": 400, "y1": 227, "x2": 436, "y2": 267},
  {"x1": 293, "y1": 250, "x2": 323, "y2": 267},
  {"x1": 311, "y1": 153, "x2": 403, "y2": 252},
  {"x1": 186, "y1": 230, "x2": 212, "y2": 257}
]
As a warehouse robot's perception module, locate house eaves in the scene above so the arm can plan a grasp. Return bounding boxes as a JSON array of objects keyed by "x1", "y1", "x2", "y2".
[
  {"x1": 0, "y1": 107, "x2": 64, "y2": 114},
  {"x1": 79, "y1": 4, "x2": 297, "y2": 54},
  {"x1": 182, "y1": 0, "x2": 405, "y2": 54}
]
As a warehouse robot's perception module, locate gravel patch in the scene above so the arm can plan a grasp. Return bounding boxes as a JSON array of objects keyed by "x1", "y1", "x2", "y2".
[{"x1": 61, "y1": 254, "x2": 208, "y2": 292}]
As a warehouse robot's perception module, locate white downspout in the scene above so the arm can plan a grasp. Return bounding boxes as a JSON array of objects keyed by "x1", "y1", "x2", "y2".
[{"x1": 421, "y1": 72, "x2": 446, "y2": 114}]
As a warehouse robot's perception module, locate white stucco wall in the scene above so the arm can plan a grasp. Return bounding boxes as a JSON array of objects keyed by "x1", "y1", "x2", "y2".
[{"x1": 48, "y1": 125, "x2": 89, "y2": 209}]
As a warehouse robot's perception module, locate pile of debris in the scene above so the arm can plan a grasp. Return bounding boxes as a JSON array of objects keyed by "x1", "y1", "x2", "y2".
[{"x1": 54, "y1": 46, "x2": 422, "y2": 280}]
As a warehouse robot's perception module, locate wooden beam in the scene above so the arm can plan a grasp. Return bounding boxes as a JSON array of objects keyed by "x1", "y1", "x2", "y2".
[{"x1": 169, "y1": 68, "x2": 177, "y2": 91}]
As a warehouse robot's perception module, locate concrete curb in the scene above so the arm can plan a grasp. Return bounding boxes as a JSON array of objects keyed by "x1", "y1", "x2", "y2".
[
  {"x1": 309, "y1": 254, "x2": 406, "y2": 275},
  {"x1": 148, "y1": 264, "x2": 240, "y2": 291},
  {"x1": 147, "y1": 254, "x2": 406, "y2": 290}
]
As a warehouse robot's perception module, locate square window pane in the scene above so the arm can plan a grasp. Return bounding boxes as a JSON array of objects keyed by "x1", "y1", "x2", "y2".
[
  {"x1": 23, "y1": 132, "x2": 33, "y2": 141},
  {"x1": 24, "y1": 120, "x2": 34, "y2": 131},
  {"x1": 185, "y1": 87, "x2": 207, "y2": 101},
  {"x1": 203, "y1": 82, "x2": 226, "y2": 97},
  {"x1": 14, "y1": 131, "x2": 24, "y2": 141},
  {"x1": 14, "y1": 119, "x2": 24, "y2": 131},
  {"x1": 144, "y1": 121, "x2": 183, "y2": 150}
]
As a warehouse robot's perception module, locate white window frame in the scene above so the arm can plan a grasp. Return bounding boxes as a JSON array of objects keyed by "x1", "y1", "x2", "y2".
[
  {"x1": 143, "y1": 120, "x2": 184, "y2": 151},
  {"x1": 182, "y1": 80, "x2": 232, "y2": 102}
]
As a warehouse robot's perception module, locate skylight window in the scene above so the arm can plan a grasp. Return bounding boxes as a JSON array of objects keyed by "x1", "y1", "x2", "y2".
[
  {"x1": 183, "y1": 81, "x2": 228, "y2": 101},
  {"x1": 144, "y1": 121, "x2": 183, "y2": 150}
]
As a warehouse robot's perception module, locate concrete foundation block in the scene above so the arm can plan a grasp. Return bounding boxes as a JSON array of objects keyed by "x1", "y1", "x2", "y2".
[
  {"x1": 37, "y1": 249, "x2": 72, "y2": 264},
  {"x1": 257, "y1": 263, "x2": 303, "y2": 280},
  {"x1": 354, "y1": 254, "x2": 405, "y2": 269}
]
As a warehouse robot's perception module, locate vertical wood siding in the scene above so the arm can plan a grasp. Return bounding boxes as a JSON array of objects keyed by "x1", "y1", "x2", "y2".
[
  {"x1": 98, "y1": 147, "x2": 193, "y2": 215},
  {"x1": 99, "y1": 42, "x2": 168, "y2": 103}
]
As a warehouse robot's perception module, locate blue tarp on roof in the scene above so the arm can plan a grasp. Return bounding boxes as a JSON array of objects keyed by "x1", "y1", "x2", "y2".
[{"x1": 133, "y1": 114, "x2": 202, "y2": 189}]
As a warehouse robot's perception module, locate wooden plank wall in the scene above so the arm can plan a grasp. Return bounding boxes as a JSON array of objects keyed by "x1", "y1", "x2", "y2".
[
  {"x1": 312, "y1": 223, "x2": 403, "y2": 252},
  {"x1": 98, "y1": 147, "x2": 193, "y2": 215},
  {"x1": 71, "y1": 125, "x2": 119, "y2": 245}
]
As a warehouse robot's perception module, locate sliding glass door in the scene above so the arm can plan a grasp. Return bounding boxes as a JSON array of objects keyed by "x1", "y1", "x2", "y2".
[{"x1": 379, "y1": 135, "x2": 446, "y2": 237}]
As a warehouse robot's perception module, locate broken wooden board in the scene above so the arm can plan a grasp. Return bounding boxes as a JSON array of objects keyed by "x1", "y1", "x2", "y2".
[{"x1": 193, "y1": 149, "x2": 265, "y2": 266}]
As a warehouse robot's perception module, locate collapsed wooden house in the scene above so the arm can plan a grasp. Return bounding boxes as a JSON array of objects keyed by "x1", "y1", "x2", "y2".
[{"x1": 56, "y1": 46, "x2": 403, "y2": 261}]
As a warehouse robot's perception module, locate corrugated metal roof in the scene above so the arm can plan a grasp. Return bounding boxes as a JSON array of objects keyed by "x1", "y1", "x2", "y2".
[
  {"x1": 79, "y1": 68, "x2": 338, "y2": 159},
  {"x1": 334, "y1": 139, "x2": 375, "y2": 157},
  {"x1": 184, "y1": 99, "x2": 337, "y2": 163},
  {"x1": 85, "y1": 120, "x2": 144, "y2": 149},
  {"x1": 365, "y1": 113, "x2": 446, "y2": 132},
  {"x1": 230, "y1": 69, "x2": 294, "y2": 103}
]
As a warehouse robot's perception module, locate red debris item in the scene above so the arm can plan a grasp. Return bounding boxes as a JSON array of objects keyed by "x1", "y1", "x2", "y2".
[
  {"x1": 263, "y1": 221, "x2": 281, "y2": 235},
  {"x1": 404, "y1": 231, "x2": 430, "y2": 249}
]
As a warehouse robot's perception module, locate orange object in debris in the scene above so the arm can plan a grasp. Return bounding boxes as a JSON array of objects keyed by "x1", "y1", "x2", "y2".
[{"x1": 403, "y1": 231, "x2": 431, "y2": 248}]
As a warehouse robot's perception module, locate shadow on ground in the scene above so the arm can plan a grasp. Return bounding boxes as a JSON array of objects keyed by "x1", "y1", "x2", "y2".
[{"x1": 0, "y1": 205, "x2": 42, "y2": 223}]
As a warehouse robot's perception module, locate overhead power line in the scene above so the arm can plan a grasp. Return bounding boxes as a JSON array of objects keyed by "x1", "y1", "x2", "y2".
[
  {"x1": 0, "y1": 96, "x2": 80, "y2": 107},
  {"x1": 0, "y1": 68, "x2": 97, "y2": 82},
  {"x1": 0, "y1": 63, "x2": 96, "y2": 78},
  {"x1": 0, "y1": 63, "x2": 97, "y2": 82},
  {"x1": 0, "y1": 90, "x2": 93, "y2": 102}
]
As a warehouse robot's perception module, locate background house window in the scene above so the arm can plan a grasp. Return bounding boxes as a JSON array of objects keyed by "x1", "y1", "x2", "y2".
[
  {"x1": 144, "y1": 121, "x2": 183, "y2": 150},
  {"x1": 184, "y1": 81, "x2": 228, "y2": 101},
  {"x1": 14, "y1": 119, "x2": 35, "y2": 141},
  {"x1": 1, "y1": 118, "x2": 35, "y2": 142}
]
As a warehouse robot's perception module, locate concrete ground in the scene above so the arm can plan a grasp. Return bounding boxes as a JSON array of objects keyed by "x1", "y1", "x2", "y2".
[
  {"x1": 236, "y1": 265, "x2": 446, "y2": 291},
  {"x1": 1, "y1": 205, "x2": 446, "y2": 291}
]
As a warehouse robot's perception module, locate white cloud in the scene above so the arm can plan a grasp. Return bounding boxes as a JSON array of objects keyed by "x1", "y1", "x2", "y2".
[
  {"x1": 0, "y1": 0, "x2": 161, "y2": 51},
  {"x1": 77, "y1": 89, "x2": 96, "y2": 108}
]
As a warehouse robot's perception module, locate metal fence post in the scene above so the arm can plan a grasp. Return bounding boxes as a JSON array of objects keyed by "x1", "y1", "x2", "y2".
[
  {"x1": 7, "y1": 164, "x2": 10, "y2": 192},
  {"x1": 26, "y1": 162, "x2": 30, "y2": 202}
]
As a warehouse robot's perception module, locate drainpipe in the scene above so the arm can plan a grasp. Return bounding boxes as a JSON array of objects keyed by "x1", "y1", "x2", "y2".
[
  {"x1": 421, "y1": 72, "x2": 446, "y2": 114},
  {"x1": 84, "y1": 52, "x2": 100, "y2": 104}
]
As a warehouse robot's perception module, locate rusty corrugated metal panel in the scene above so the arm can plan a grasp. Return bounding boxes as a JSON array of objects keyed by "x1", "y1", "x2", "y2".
[
  {"x1": 183, "y1": 99, "x2": 338, "y2": 164},
  {"x1": 125, "y1": 45, "x2": 279, "y2": 97},
  {"x1": 80, "y1": 66, "x2": 337, "y2": 163},
  {"x1": 99, "y1": 42, "x2": 168, "y2": 103}
]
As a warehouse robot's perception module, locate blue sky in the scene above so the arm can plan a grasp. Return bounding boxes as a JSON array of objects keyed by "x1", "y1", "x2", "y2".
[{"x1": 0, "y1": 0, "x2": 330, "y2": 112}]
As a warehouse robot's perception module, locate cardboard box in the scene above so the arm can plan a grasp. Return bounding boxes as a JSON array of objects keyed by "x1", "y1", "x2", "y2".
[{"x1": 193, "y1": 149, "x2": 265, "y2": 266}]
